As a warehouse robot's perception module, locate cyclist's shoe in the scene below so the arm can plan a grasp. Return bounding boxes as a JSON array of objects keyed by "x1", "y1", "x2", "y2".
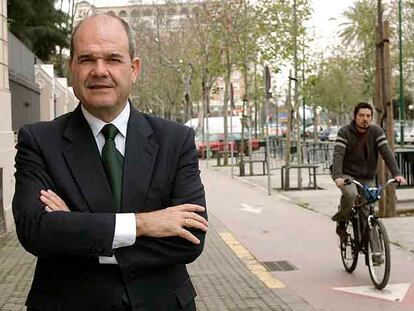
[
  {"x1": 332, "y1": 211, "x2": 346, "y2": 222},
  {"x1": 336, "y1": 222, "x2": 348, "y2": 242},
  {"x1": 372, "y1": 253, "x2": 384, "y2": 266}
]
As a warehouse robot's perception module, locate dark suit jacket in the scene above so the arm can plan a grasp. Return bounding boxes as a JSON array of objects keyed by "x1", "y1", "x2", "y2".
[{"x1": 12, "y1": 104, "x2": 207, "y2": 311}]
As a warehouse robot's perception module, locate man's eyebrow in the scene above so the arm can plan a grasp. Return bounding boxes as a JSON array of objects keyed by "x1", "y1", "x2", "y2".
[
  {"x1": 76, "y1": 53, "x2": 95, "y2": 60},
  {"x1": 76, "y1": 52, "x2": 124, "y2": 59},
  {"x1": 105, "y1": 52, "x2": 124, "y2": 58}
]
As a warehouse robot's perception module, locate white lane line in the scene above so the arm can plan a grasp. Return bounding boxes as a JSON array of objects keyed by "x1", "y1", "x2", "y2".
[
  {"x1": 219, "y1": 232, "x2": 285, "y2": 289},
  {"x1": 333, "y1": 283, "x2": 411, "y2": 302},
  {"x1": 240, "y1": 203, "x2": 263, "y2": 214}
]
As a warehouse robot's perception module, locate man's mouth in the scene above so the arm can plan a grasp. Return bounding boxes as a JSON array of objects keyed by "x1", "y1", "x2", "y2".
[
  {"x1": 89, "y1": 85, "x2": 112, "y2": 89},
  {"x1": 87, "y1": 83, "x2": 113, "y2": 89}
]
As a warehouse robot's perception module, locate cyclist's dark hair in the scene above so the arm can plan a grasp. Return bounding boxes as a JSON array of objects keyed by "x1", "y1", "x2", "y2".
[
  {"x1": 70, "y1": 13, "x2": 136, "y2": 61},
  {"x1": 353, "y1": 102, "x2": 373, "y2": 119}
]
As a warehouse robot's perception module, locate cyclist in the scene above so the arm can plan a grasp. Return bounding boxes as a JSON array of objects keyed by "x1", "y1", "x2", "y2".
[{"x1": 331, "y1": 102, "x2": 406, "y2": 253}]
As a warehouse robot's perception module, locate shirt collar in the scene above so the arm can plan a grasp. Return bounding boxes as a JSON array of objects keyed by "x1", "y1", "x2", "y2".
[{"x1": 81, "y1": 102, "x2": 130, "y2": 138}]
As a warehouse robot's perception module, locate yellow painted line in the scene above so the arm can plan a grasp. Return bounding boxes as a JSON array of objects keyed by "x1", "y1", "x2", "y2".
[{"x1": 219, "y1": 232, "x2": 285, "y2": 289}]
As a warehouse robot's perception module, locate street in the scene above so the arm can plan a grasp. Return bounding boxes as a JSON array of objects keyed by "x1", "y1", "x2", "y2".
[
  {"x1": 197, "y1": 160, "x2": 414, "y2": 310},
  {"x1": 1, "y1": 159, "x2": 414, "y2": 310}
]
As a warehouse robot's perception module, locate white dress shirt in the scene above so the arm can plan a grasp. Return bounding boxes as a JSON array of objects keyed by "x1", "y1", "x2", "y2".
[{"x1": 81, "y1": 103, "x2": 137, "y2": 264}]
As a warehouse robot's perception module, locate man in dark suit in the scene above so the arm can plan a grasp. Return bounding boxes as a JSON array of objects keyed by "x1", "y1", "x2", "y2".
[{"x1": 12, "y1": 13, "x2": 208, "y2": 311}]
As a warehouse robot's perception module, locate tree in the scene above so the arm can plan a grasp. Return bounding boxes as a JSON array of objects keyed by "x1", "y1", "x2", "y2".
[
  {"x1": 132, "y1": 6, "x2": 204, "y2": 122},
  {"x1": 306, "y1": 51, "x2": 365, "y2": 124},
  {"x1": 339, "y1": 0, "x2": 379, "y2": 99},
  {"x1": 8, "y1": 0, "x2": 69, "y2": 62},
  {"x1": 255, "y1": 0, "x2": 311, "y2": 74}
]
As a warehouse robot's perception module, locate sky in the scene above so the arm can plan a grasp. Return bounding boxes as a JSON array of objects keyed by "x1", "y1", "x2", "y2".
[{"x1": 309, "y1": 0, "x2": 354, "y2": 53}]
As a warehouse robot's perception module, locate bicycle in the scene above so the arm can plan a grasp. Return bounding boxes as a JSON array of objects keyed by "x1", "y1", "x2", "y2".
[{"x1": 339, "y1": 178, "x2": 397, "y2": 290}]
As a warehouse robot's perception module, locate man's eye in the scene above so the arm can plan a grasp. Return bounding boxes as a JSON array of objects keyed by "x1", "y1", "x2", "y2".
[
  {"x1": 79, "y1": 59, "x2": 93, "y2": 64},
  {"x1": 108, "y1": 58, "x2": 122, "y2": 64}
]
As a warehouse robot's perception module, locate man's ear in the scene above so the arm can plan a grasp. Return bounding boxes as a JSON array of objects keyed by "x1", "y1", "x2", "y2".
[
  {"x1": 68, "y1": 58, "x2": 74, "y2": 79},
  {"x1": 131, "y1": 57, "x2": 141, "y2": 82}
]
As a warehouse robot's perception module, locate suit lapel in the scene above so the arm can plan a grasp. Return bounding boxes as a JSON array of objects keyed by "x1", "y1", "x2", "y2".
[
  {"x1": 62, "y1": 105, "x2": 115, "y2": 213},
  {"x1": 121, "y1": 107, "x2": 159, "y2": 213}
]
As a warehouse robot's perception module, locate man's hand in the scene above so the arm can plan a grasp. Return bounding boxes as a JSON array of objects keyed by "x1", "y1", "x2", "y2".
[
  {"x1": 40, "y1": 190, "x2": 70, "y2": 212},
  {"x1": 334, "y1": 178, "x2": 345, "y2": 188},
  {"x1": 394, "y1": 175, "x2": 407, "y2": 185},
  {"x1": 136, "y1": 204, "x2": 208, "y2": 245}
]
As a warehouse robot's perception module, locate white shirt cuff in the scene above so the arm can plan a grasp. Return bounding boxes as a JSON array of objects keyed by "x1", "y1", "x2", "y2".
[
  {"x1": 99, "y1": 213, "x2": 137, "y2": 265},
  {"x1": 112, "y1": 213, "x2": 137, "y2": 248}
]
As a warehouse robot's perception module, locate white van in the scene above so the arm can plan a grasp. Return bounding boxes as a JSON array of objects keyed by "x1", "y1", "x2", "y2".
[{"x1": 184, "y1": 116, "x2": 243, "y2": 135}]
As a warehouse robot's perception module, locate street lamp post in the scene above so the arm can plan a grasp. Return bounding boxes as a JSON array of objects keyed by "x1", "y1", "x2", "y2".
[{"x1": 399, "y1": 0, "x2": 405, "y2": 145}]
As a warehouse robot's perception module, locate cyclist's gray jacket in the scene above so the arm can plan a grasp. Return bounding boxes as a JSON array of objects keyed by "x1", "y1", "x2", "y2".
[{"x1": 332, "y1": 121, "x2": 401, "y2": 180}]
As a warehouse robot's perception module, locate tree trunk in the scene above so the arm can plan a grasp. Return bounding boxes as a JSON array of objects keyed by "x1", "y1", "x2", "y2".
[
  {"x1": 375, "y1": 21, "x2": 386, "y2": 216},
  {"x1": 383, "y1": 21, "x2": 396, "y2": 217},
  {"x1": 293, "y1": 0, "x2": 302, "y2": 189},
  {"x1": 284, "y1": 72, "x2": 293, "y2": 190}
]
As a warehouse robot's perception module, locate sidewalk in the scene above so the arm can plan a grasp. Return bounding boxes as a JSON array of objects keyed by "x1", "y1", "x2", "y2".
[
  {"x1": 204, "y1": 158, "x2": 414, "y2": 255},
  {"x1": 0, "y1": 217, "x2": 314, "y2": 311}
]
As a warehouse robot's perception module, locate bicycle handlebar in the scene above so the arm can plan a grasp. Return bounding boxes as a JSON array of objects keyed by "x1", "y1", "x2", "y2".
[
  {"x1": 343, "y1": 178, "x2": 398, "y2": 203},
  {"x1": 343, "y1": 178, "x2": 397, "y2": 188}
]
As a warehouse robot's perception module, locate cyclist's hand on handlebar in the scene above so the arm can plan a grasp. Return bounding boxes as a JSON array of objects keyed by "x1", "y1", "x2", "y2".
[
  {"x1": 335, "y1": 178, "x2": 345, "y2": 188},
  {"x1": 394, "y1": 175, "x2": 407, "y2": 185}
]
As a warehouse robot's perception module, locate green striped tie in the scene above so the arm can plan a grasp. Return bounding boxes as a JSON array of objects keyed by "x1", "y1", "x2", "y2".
[{"x1": 101, "y1": 124, "x2": 123, "y2": 211}]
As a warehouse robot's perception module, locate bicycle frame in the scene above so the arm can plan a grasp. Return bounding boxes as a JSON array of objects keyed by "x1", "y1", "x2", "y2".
[
  {"x1": 351, "y1": 201, "x2": 376, "y2": 264},
  {"x1": 339, "y1": 178, "x2": 396, "y2": 289},
  {"x1": 349, "y1": 179, "x2": 394, "y2": 249}
]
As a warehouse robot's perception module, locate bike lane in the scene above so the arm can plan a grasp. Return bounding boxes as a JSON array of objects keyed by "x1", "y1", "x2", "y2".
[{"x1": 201, "y1": 166, "x2": 414, "y2": 311}]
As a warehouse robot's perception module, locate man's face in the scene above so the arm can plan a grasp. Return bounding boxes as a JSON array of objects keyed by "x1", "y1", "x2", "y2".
[
  {"x1": 69, "y1": 16, "x2": 140, "y2": 121},
  {"x1": 354, "y1": 108, "x2": 372, "y2": 132}
]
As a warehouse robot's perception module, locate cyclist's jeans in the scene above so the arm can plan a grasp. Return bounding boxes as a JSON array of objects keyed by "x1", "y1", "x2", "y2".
[{"x1": 335, "y1": 175, "x2": 375, "y2": 222}]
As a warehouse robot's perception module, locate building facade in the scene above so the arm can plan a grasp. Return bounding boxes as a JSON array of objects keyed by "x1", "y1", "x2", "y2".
[
  {"x1": 0, "y1": 0, "x2": 16, "y2": 234},
  {"x1": 74, "y1": 0, "x2": 203, "y2": 30}
]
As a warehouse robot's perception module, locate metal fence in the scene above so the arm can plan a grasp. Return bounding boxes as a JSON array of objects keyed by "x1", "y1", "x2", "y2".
[
  {"x1": 396, "y1": 148, "x2": 414, "y2": 187},
  {"x1": 252, "y1": 138, "x2": 334, "y2": 173},
  {"x1": 8, "y1": 32, "x2": 41, "y2": 130}
]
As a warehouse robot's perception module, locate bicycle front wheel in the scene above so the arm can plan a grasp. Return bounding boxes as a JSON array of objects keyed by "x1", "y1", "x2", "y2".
[
  {"x1": 340, "y1": 219, "x2": 358, "y2": 273},
  {"x1": 367, "y1": 218, "x2": 391, "y2": 290}
]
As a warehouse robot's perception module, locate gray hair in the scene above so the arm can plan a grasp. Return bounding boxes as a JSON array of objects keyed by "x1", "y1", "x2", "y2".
[{"x1": 70, "y1": 13, "x2": 137, "y2": 61}]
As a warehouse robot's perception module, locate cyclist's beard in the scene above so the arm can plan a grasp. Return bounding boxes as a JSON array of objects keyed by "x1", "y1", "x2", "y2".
[{"x1": 356, "y1": 122, "x2": 370, "y2": 133}]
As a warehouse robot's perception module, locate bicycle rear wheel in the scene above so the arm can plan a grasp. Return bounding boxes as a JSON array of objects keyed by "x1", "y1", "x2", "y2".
[
  {"x1": 367, "y1": 218, "x2": 391, "y2": 290},
  {"x1": 340, "y1": 219, "x2": 358, "y2": 273}
]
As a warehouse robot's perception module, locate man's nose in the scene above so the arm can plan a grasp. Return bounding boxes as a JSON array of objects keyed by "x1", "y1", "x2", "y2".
[{"x1": 91, "y1": 59, "x2": 109, "y2": 76}]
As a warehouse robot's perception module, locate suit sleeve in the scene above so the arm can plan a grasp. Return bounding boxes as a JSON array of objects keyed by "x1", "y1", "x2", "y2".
[
  {"x1": 12, "y1": 126, "x2": 116, "y2": 259},
  {"x1": 115, "y1": 127, "x2": 207, "y2": 271}
]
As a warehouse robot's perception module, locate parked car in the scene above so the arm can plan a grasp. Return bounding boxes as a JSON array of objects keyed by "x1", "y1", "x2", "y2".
[
  {"x1": 268, "y1": 123, "x2": 287, "y2": 137},
  {"x1": 395, "y1": 125, "x2": 414, "y2": 144},
  {"x1": 195, "y1": 133, "x2": 227, "y2": 158},
  {"x1": 304, "y1": 125, "x2": 324, "y2": 138},
  {"x1": 319, "y1": 126, "x2": 340, "y2": 141},
  {"x1": 328, "y1": 127, "x2": 340, "y2": 141},
  {"x1": 195, "y1": 133, "x2": 259, "y2": 158}
]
